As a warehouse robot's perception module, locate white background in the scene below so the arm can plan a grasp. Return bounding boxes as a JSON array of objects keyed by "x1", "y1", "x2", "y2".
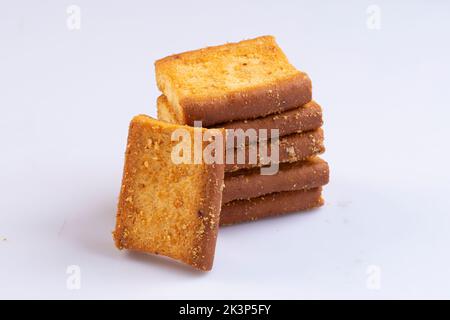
[{"x1": 1, "y1": 0, "x2": 450, "y2": 299}]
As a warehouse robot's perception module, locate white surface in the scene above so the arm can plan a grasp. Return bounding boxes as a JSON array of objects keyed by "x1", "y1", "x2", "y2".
[{"x1": 1, "y1": 0, "x2": 450, "y2": 299}]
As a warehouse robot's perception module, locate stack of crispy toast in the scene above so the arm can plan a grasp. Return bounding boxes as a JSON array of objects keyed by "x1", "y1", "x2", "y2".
[
  {"x1": 114, "y1": 36, "x2": 329, "y2": 270},
  {"x1": 156, "y1": 36, "x2": 329, "y2": 225}
]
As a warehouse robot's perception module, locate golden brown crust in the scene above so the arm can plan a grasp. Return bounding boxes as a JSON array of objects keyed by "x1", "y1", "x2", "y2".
[
  {"x1": 224, "y1": 129, "x2": 325, "y2": 172},
  {"x1": 180, "y1": 72, "x2": 312, "y2": 126},
  {"x1": 156, "y1": 36, "x2": 278, "y2": 66},
  {"x1": 113, "y1": 118, "x2": 140, "y2": 250},
  {"x1": 155, "y1": 35, "x2": 312, "y2": 126},
  {"x1": 223, "y1": 157, "x2": 329, "y2": 203},
  {"x1": 113, "y1": 115, "x2": 224, "y2": 271},
  {"x1": 220, "y1": 188, "x2": 324, "y2": 226},
  {"x1": 194, "y1": 162, "x2": 224, "y2": 270},
  {"x1": 219, "y1": 100, "x2": 322, "y2": 139},
  {"x1": 157, "y1": 95, "x2": 322, "y2": 140}
]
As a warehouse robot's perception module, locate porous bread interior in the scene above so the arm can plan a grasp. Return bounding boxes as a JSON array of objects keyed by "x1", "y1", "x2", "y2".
[
  {"x1": 114, "y1": 115, "x2": 213, "y2": 268},
  {"x1": 155, "y1": 35, "x2": 300, "y2": 104},
  {"x1": 157, "y1": 95, "x2": 180, "y2": 124}
]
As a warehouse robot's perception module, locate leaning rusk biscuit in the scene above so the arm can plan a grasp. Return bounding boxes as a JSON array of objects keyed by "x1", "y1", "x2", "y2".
[
  {"x1": 114, "y1": 115, "x2": 224, "y2": 271},
  {"x1": 220, "y1": 188, "x2": 324, "y2": 226},
  {"x1": 155, "y1": 36, "x2": 312, "y2": 127}
]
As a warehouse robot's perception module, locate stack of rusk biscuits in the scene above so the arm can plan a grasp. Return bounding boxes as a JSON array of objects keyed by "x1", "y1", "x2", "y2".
[{"x1": 156, "y1": 36, "x2": 329, "y2": 225}]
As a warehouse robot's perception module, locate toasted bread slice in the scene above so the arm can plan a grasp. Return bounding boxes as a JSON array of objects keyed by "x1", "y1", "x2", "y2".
[
  {"x1": 157, "y1": 95, "x2": 323, "y2": 140},
  {"x1": 220, "y1": 188, "x2": 323, "y2": 226},
  {"x1": 155, "y1": 36, "x2": 312, "y2": 126},
  {"x1": 113, "y1": 115, "x2": 224, "y2": 271},
  {"x1": 225, "y1": 129, "x2": 324, "y2": 172},
  {"x1": 223, "y1": 157, "x2": 329, "y2": 203}
]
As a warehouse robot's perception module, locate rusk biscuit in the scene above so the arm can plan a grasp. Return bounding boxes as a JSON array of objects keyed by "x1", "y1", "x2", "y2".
[
  {"x1": 157, "y1": 95, "x2": 323, "y2": 140},
  {"x1": 225, "y1": 129, "x2": 324, "y2": 172},
  {"x1": 223, "y1": 157, "x2": 329, "y2": 203},
  {"x1": 155, "y1": 36, "x2": 312, "y2": 126},
  {"x1": 220, "y1": 188, "x2": 323, "y2": 226},
  {"x1": 114, "y1": 115, "x2": 224, "y2": 271}
]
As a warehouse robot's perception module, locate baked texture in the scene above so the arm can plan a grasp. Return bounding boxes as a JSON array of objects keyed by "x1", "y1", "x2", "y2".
[
  {"x1": 113, "y1": 115, "x2": 224, "y2": 271},
  {"x1": 157, "y1": 95, "x2": 323, "y2": 140},
  {"x1": 155, "y1": 36, "x2": 312, "y2": 127},
  {"x1": 225, "y1": 129, "x2": 324, "y2": 172},
  {"x1": 220, "y1": 188, "x2": 323, "y2": 226},
  {"x1": 157, "y1": 95, "x2": 181, "y2": 124},
  {"x1": 223, "y1": 157, "x2": 329, "y2": 203}
]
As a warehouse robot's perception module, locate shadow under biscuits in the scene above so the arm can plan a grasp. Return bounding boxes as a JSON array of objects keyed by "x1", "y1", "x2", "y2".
[{"x1": 66, "y1": 189, "x2": 208, "y2": 275}]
